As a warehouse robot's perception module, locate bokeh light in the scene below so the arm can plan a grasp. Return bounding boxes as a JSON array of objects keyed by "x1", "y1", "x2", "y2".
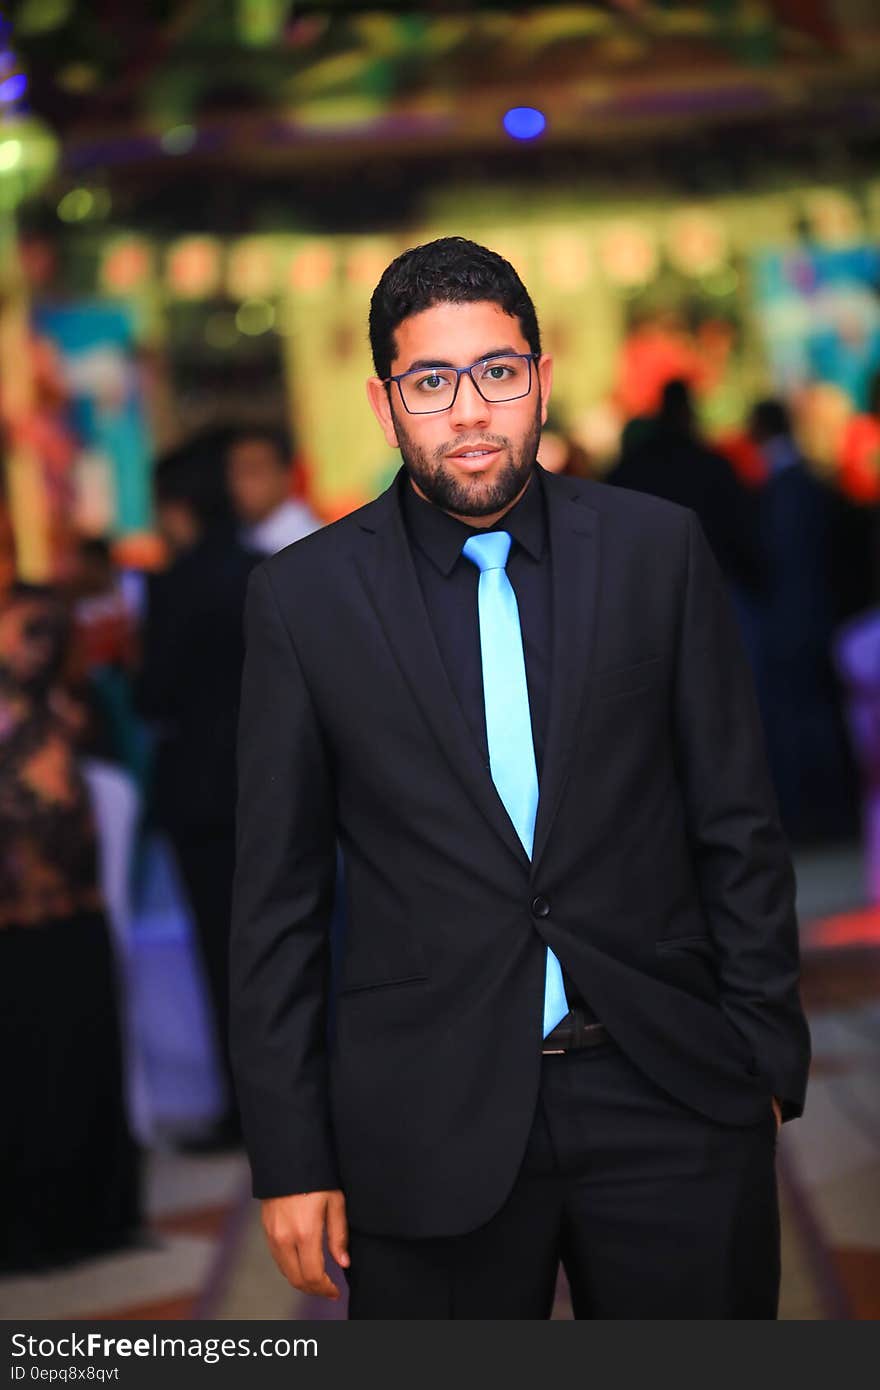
[
  {"x1": 0, "y1": 73, "x2": 28, "y2": 104},
  {"x1": 57, "y1": 187, "x2": 94, "y2": 222},
  {"x1": 0, "y1": 138, "x2": 22, "y2": 171},
  {"x1": 160, "y1": 124, "x2": 197, "y2": 156},
  {"x1": 503, "y1": 106, "x2": 547, "y2": 140},
  {"x1": 235, "y1": 298, "x2": 276, "y2": 336}
]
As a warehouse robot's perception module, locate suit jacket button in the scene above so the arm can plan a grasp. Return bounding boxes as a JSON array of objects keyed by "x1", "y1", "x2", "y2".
[{"x1": 531, "y1": 896, "x2": 550, "y2": 918}]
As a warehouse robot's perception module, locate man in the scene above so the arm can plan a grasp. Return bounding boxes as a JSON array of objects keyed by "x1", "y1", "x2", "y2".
[
  {"x1": 226, "y1": 427, "x2": 321, "y2": 556},
  {"x1": 746, "y1": 399, "x2": 856, "y2": 844},
  {"x1": 230, "y1": 237, "x2": 810, "y2": 1318},
  {"x1": 138, "y1": 433, "x2": 257, "y2": 1149},
  {"x1": 607, "y1": 377, "x2": 764, "y2": 598}
]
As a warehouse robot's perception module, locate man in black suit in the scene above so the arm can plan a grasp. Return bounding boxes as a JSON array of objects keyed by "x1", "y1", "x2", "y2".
[
  {"x1": 607, "y1": 377, "x2": 764, "y2": 596},
  {"x1": 230, "y1": 238, "x2": 810, "y2": 1318},
  {"x1": 138, "y1": 432, "x2": 257, "y2": 1148}
]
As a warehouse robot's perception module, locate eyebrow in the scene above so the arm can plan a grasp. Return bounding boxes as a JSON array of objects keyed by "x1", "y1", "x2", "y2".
[{"x1": 401, "y1": 345, "x2": 521, "y2": 373}]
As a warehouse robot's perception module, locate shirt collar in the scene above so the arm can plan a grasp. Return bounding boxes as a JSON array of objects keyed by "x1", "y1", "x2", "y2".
[{"x1": 401, "y1": 464, "x2": 546, "y2": 576}]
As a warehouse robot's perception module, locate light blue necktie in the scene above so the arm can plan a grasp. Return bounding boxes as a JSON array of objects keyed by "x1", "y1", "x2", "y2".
[{"x1": 462, "y1": 530, "x2": 569, "y2": 1038}]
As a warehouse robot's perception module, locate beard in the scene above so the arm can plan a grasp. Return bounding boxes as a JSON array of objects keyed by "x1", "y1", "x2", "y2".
[{"x1": 393, "y1": 400, "x2": 542, "y2": 518}]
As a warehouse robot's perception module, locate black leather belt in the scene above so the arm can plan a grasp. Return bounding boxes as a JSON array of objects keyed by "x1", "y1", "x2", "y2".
[{"x1": 542, "y1": 1008, "x2": 608, "y2": 1054}]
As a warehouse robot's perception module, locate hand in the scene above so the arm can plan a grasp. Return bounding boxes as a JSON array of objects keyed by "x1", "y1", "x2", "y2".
[
  {"x1": 261, "y1": 1190, "x2": 349, "y2": 1300},
  {"x1": 772, "y1": 1097, "x2": 782, "y2": 1133}
]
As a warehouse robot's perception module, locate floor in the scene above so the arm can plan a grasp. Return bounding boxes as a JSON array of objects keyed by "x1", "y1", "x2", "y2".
[{"x1": 1, "y1": 841, "x2": 878, "y2": 1321}]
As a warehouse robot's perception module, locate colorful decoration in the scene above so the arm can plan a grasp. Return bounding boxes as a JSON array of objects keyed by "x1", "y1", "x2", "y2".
[
  {"x1": 613, "y1": 315, "x2": 715, "y2": 418},
  {"x1": 36, "y1": 177, "x2": 880, "y2": 526},
  {"x1": 754, "y1": 245, "x2": 880, "y2": 411},
  {"x1": 839, "y1": 413, "x2": 880, "y2": 504},
  {"x1": 804, "y1": 190, "x2": 863, "y2": 247},
  {"x1": 795, "y1": 382, "x2": 853, "y2": 476},
  {"x1": 34, "y1": 303, "x2": 154, "y2": 541}
]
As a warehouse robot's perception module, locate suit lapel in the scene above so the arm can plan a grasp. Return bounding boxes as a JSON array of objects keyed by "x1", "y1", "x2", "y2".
[
  {"x1": 530, "y1": 471, "x2": 600, "y2": 879},
  {"x1": 355, "y1": 471, "x2": 531, "y2": 872}
]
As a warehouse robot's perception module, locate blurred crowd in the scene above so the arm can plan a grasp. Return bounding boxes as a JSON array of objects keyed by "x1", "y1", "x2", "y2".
[
  {"x1": 0, "y1": 425, "x2": 320, "y2": 1274},
  {"x1": 3, "y1": 380, "x2": 880, "y2": 1274}
]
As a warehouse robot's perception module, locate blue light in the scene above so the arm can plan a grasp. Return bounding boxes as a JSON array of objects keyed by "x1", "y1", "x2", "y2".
[
  {"x1": 503, "y1": 106, "x2": 546, "y2": 141},
  {"x1": 0, "y1": 73, "x2": 27, "y2": 104}
]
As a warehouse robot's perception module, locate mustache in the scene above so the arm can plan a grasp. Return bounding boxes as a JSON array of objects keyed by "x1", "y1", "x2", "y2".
[{"x1": 434, "y1": 435, "x2": 509, "y2": 462}]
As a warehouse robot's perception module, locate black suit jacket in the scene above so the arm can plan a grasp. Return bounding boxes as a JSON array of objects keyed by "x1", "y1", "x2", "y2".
[{"x1": 229, "y1": 465, "x2": 810, "y2": 1239}]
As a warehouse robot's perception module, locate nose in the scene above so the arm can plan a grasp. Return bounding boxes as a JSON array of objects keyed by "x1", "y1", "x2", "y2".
[{"x1": 448, "y1": 369, "x2": 491, "y2": 430}]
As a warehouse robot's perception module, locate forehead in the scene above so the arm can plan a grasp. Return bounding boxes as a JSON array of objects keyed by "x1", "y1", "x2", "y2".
[{"x1": 391, "y1": 300, "x2": 528, "y2": 368}]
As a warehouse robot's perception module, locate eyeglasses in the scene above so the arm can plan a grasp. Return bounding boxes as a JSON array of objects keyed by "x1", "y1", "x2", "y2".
[{"x1": 384, "y1": 352, "x2": 539, "y2": 415}]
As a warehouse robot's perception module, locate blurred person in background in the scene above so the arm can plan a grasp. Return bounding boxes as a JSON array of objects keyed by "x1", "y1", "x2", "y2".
[
  {"x1": 747, "y1": 398, "x2": 857, "y2": 843},
  {"x1": 136, "y1": 432, "x2": 258, "y2": 1150},
  {"x1": 69, "y1": 538, "x2": 138, "y2": 672},
  {"x1": 226, "y1": 426, "x2": 321, "y2": 556},
  {"x1": 0, "y1": 584, "x2": 142, "y2": 1272},
  {"x1": 537, "y1": 417, "x2": 592, "y2": 480},
  {"x1": 67, "y1": 536, "x2": 146, "y2": 783},
  {"x1": 231, "y1": 236, "x2": 808, "y2": 1319},
  {"x1": 0, "y1": 453, "x2": 16, "y2": 594},
  {"x1": 831, "y1": 367, "x2": 880, "y2": 621},
  {"x1": 607, "y1": 377, "x2": 764, "y2": 599}
]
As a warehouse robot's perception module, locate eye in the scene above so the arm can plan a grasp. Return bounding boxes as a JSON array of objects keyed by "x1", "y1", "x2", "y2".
[
  {"x1": 481, "y1": 362, "x2": 514, "y2": 381},
  {"x1": 414, "y1": 371, "x2": 450, "y2": 392}
]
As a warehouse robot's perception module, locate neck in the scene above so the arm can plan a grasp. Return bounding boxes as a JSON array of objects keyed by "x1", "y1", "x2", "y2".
[{"x1": 256, "y1": 496, "x2": 291, "y2": 524}]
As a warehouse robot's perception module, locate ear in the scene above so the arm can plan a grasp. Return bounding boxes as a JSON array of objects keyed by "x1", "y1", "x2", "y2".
[
  {"x1": 537, "y1": 354, "x2": 553, "y2": 427},
  {"x1": 366, "y1": 377, "x2": 400, "y2": 450}
]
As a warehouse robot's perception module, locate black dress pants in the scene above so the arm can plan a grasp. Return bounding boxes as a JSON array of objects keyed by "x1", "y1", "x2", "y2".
[
  {"x1": 345, "y1": 1038, "x2": 780, "y2": 1319},
  {"x1": 170, "y1": 827, "x2": 240, "y2": 1128}
]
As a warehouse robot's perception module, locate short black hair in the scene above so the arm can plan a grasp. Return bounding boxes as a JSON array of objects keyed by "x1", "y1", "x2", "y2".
[
  {"x1": 78, "y1": 536, "x2": 113, "y2": 566},
  {"x1": 153, "y1": 428, "x2": 235, "y2": 528},
  {"x1": 659, "y1": 378, "x2": 694, "y2": 419},
  {"x1": 368, "y1": 236, "x2": 541, "y2": 382},
  {"x1": 226, "y1": 425, "x2": 293, "y2": 470},
  {"x1": 1, "y1": 584, "x2": 70, "y2": 692},
  {"x1": 750, "y1": 398, "x2": 792, "y2": 440}
]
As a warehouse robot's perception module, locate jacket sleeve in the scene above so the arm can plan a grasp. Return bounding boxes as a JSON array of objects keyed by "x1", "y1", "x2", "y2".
[
  {"x1": 229, "y1": 562, "x2": 340, "y2": 1196},
  {"x1": 673, "y1": 510, "x2": 811, "y2": 1118}
]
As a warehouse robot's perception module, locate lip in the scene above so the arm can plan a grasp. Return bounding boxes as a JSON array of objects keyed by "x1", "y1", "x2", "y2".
[{"x1": 445, "y1": 446, "x2": 502, "y2": 472}]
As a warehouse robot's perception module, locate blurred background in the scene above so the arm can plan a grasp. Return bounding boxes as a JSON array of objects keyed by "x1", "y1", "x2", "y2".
[{"x1": 1, "y1": 0, "x2": 880, "y2": 1320}]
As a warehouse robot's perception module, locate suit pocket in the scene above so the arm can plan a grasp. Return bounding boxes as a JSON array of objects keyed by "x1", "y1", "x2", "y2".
[
  {"x1": 655, "y1": 934, "x2": 713, "y2": 953},
  {"x1": 595, "y1": 656, "x2": 662, "y2": 701},
  {"x1": 337, "y1": 972, "x2": 427, "y2": 998},
  {"x1": 655, "y1": 934, "x2": 718, "y2": 1001}
]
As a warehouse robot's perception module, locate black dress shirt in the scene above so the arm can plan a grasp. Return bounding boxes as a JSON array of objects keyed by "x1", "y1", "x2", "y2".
[
  {"x1": 401, "y1": 465, "x2": 593, "y2": 1020},
  {"x1": 401, "y1": 466, "x2": 551, "y2": 775}
]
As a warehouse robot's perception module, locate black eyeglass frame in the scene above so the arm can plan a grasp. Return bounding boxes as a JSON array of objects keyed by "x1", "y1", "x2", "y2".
[{"x1": 383, "y1": 352, "x2": 540, "y2": 415}]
